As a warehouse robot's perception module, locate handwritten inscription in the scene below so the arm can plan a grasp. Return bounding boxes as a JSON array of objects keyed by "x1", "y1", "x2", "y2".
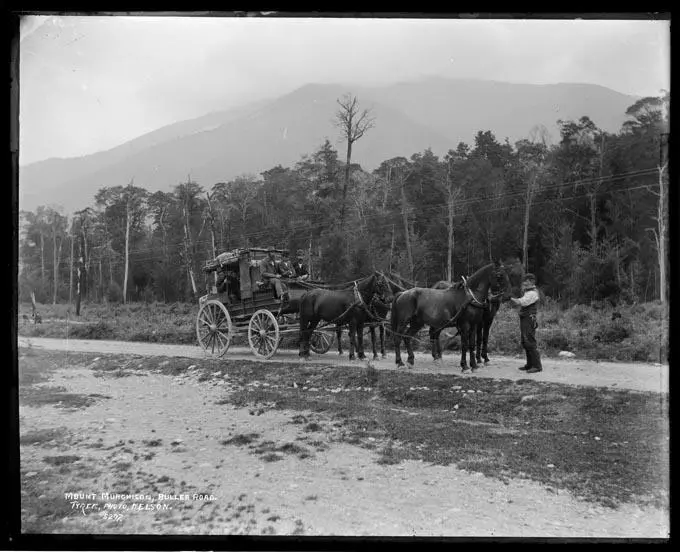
[{"x1": 63, "y1": 491, "x2": 217, "y2": 523}]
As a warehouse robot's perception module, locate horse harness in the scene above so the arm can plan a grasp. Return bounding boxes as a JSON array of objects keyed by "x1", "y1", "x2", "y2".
[
  {"x1": 317, "y1": 278, "x2": 387, "y2": 329},
  {"x1": 431, "y1": 275, "x2": 493, "y2": 334}
]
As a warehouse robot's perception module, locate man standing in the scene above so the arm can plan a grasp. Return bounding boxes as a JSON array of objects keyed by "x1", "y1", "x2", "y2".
[
  {"x1": 259, "y1": 246, "x2": 285, "y2": 301},
  {"x1": 510, "y1": 273, "x2": 543, "y2": 373},
  {"x1": 292, "y1": 249, "x2": 309, "y2": 280}
]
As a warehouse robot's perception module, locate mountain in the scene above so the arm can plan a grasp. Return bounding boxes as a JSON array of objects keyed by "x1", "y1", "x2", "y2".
[
  {"x1": 19, "y1": 78, "x2": 637, "y2": 213},
  {"x1": 363, "y1": 77, "x2": 636, "y2": 146}
]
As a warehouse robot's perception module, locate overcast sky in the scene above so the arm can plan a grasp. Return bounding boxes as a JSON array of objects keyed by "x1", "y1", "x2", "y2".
[{"x1": 19, "y1": 15, "x2": 669, "y2": 165}]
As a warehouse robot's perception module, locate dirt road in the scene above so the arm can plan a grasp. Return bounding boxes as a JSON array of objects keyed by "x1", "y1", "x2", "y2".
[
  {"x1": 17, "y1": 348, "x2": 669, "y2": 538},
  {"x1": 18, "y1": 336, "x2": 668, "y2": 393}
]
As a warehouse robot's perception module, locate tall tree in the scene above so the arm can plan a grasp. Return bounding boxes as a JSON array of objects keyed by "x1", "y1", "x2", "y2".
[
  {"x1": 622, "y1": 93, "x2": 670, "y2": 307},
  {"x1": 334, "y1": 93, "x2": 375, "y2": 229},
  {"x1": 123, "y1": 183, "x2": 147, "y2": 303},
  {"x1": 443, "y1": 149, "x2": 464, "y2": 282},
  {"x1": 175, "y1": 179, "x2": 204, "y2": 299},
  {"x1": 47, "y1": 207, "x2": 67, "y2": 304},
  {"x1": 516, "y1": 139, "x2": 548, "y2": 272},
  {"x1": 226, "y1": 175, "x2": 260, "y2": 247},
  {"x1": 95, "y1": 183, "x2": 148, "y2": 303},
  {"x1": 75, "y1": 229, "x2": 85, "y2": 315},
  {"x1": 74, "y1": 207, "x2": 94, "y2": 300},
  {"x1": 68, "y1": 217, "x2": 75, "y2": 305}
]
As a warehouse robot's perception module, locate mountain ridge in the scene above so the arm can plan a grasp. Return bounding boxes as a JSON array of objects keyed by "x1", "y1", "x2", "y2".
[{"x1": 19, "y1": 78, "x2": 638, "y2": 213}]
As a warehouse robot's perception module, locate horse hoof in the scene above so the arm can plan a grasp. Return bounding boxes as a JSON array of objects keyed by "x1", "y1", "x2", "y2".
[
  {"x1": 484, "y1": 359, "x2": 490, "y2": 365},
  {"x1": 471, "y1": 366, "x2": 479, "y2": 373},
  {"x1": 381, "y1": 354, "x2": 387, "y2": 360},
  {"x1": 461, "y1": 367, "x2": 471, "y2": 374},
  {"x1": 373, "y1": 355, "x2": 379, "y2": 361}
]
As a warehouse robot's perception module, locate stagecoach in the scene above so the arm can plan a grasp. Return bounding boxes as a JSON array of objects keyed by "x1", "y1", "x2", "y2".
[{"x1": 196, "y1": 247, "x2": 335, "y2": 359}]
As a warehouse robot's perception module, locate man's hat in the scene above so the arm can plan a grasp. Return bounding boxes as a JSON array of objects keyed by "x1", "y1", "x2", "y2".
[
  {"x1": 296, "y1": 249, "x2": 304, "y2": 257},
  {"x1": 267, "y1": 246, "x2": 275, "y2": 252},
  {"x1": 523, "y1": 273, "x2": 536, "y2": 282}
]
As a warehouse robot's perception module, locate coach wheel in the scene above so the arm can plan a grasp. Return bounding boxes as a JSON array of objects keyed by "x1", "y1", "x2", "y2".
[
  {"x1": 310, "y1": 330, "x2": 334, "y2": 354},
  {"x1": 196, "y1": 300, "x2": 232, "y2": 357},
  {"x1": 248, "y1": 309, "x2": 280, "y2": 360}
]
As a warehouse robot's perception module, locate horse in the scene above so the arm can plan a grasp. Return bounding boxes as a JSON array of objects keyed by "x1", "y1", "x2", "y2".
[
  {"x1": 391, "y1": 261, "x2": 510, "y2": 372},
  {"x1": 298, "y1": 272, "x2": 392, "y2": 361},
  {"x1": 354, "y1": 272, "x2": 410, "y2": 360},
  {"x1": 432, "y1": 281, "x2": 504, "y2": 365},
  {"x1": 361, "y1": 271, "x2": 416, "y2": 359}
]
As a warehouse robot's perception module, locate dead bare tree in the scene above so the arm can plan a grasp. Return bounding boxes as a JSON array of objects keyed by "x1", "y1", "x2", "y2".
[
  {"x1": 334, "y1": 93, "x2": 375, "y2": 229},
  {"x1": 647, "y1": 132, "x2": 669, "y2": 308}
]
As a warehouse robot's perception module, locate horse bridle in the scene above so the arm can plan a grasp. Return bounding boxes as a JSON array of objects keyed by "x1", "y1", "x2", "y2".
[
  {"x1": 461, "y1": 266, "x2": 507, "y2": 308},
  {"x1": 353, "y1": 274, "x2": 389, "y2": 309}
]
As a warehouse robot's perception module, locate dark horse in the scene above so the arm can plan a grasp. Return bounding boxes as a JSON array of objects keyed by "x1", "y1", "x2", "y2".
[
  {"x1": 298, "y1": 272, "x2": 392, "y2": 360},
  {"x1": 342, "y1": 272, "x2": 408, "y2": 360},
  {"x1": 432, "y1": 281, "x2": 504, "y2": 365},
  {"x1": 360, "y1": 272, "x2": 416, "y2": 359},
  {"x1": 391, "y1": 261, "x2": 510, "y2": 372}
]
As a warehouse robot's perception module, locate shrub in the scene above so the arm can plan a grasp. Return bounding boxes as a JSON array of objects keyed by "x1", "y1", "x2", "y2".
[
  {"x1": 630, "y1": 304, "x2": 645, "y2": 316},
  {"x1": 566, "y1": 304, "x2": 596, "y2": 326},
  {"x1": 595, "y1": 318, "x2": 633, "y2": 344},
  {"x1": 69, "y1": 321, "x2": 113, "y2": 340},
  {"x1": 539, "y1": 307, "x2": 561, "y2": 325},
  {"x1": 641, "y1": 302, "x2": 665, "y2": 321},
  {"x1": 541, "y1": 330, "x2": 570, "y2": 351},
  {"x1": 106, "y1": 282, "x2": 123, "y2": 303},
  {"x1": 141, "y1": 285, "x2": 155, "y2": 304}
]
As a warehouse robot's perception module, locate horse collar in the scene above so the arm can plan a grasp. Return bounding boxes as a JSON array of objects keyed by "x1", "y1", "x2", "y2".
[
  {"x1": 461, "y1": 275, "x2": 486, "y2": 307},
  {"x1": 353, "y1": 281, "x2": 365, "y2": 306}
]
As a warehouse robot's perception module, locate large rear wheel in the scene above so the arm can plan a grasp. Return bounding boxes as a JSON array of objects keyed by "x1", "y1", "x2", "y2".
[
  {"x1": 196, "y1": 300, "x2": 233, "y2": 357},
  {"x1": 248, "y1": 309, "x2": 280, "y2": 359}
]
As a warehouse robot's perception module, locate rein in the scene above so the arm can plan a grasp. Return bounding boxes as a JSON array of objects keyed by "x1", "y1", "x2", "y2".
[{"x1": 313, "y1": 275, "x2": 387, "y2": 329}]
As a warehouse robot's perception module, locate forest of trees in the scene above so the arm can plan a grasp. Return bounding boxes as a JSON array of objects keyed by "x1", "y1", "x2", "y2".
[{"x1": 18, "y1": 92, "x2": 669, "y2": 311}]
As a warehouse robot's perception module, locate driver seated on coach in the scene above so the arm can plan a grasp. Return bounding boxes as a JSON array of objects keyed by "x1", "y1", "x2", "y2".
[{"x1": 258, "y1": 246, "x2": 286, "y2": 302}]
